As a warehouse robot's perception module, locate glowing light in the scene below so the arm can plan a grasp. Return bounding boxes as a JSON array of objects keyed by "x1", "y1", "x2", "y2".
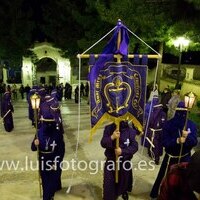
[
  {"x1": 173, "y1": 37, "x2": 190, "y2": 51},
  {"x1": 31, "y1": 93, "x2": 41, "y2": 109},
  {"x1": 184, "y1": 92, "x2": 196, "y2": 109}
]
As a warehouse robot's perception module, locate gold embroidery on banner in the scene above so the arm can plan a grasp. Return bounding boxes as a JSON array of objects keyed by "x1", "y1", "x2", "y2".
[
  {"x1": 91, "y1": 61, "x2": 146, "y2": 132},
  {"x1": 104, "y1": 76, "x2": 131, "y2": 114},
  {"x1": 132, "y1": 73, "x2": 143, "y2": 117},
  {"x1": 91, "y1": 76, "x2": 103, "y2": 118}
]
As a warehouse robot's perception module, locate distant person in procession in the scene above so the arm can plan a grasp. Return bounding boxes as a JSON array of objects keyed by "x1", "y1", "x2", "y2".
[
  {"x1": 160, "y1": 87, "x2": 171, "y2": 114},
  {"x1": 24, "y1": 84, "x2": 31, "y2": 100},
  {"x1": 19, "y1": 84, "x2": 25, "y2": 99},
  {"x1": 1, "y1": 85, "x2": 14, "y2": 132}
]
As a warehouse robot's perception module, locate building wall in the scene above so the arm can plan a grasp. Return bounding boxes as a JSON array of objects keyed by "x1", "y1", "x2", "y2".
[
  {"x1": 160, "y1": 78, "x2": 200, "y2": 100},
  {"x1": 22, "y1": 42, "x2": 71, "y2": 87}
]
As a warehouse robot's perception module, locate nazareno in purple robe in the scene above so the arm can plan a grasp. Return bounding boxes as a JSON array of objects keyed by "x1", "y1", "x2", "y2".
[
  {"x1": 1, "y1": 91, "x2": 14, "y2": 132},
  {"x1": 101, "y1": 121, "x2": 138, "y2": 200},
  {"x1": 150, "y1": 101, "x2": 198, "y2": 199},
  {"x1": 158, "y1": 162, "x2": 198, "y2": 200},
  {"x1": 145, "y1": 103, "x2": 167, "y2": 164},
  {"x1": 39, "y1": 94, "x2": 64, "y2": 134},
  {"x1": 31, "y1": 121, "x2": 65, "y2": 200}
]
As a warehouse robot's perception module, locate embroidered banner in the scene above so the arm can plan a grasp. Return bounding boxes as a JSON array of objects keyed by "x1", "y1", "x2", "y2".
[{"x1": 88, "y1": 21, "x2": 147, "y2": 137}]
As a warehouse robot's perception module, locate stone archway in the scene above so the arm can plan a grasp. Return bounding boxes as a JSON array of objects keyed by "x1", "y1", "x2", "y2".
[
  {"x1": 22, "y1": 42, "x2": 71, "y2": 87},
  {"x1": 36, "y1": 57, "x2": 57, "y2": 86}
]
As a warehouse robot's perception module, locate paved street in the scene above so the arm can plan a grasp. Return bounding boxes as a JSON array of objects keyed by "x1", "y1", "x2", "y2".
[{"x1": 0, "y1": 98, "x2": 161, "y2": 200}]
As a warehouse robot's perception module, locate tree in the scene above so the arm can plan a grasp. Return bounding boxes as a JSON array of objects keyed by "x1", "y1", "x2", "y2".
[
  {"x1": 0, "y1": 0, "x2": 36, "y2": 68},
  {"x1": 95, "y1": 0, "x2": 200, "y2": 52},
  {"x1": 0, "y1": 0, "x2": 199, "y2": 72}
]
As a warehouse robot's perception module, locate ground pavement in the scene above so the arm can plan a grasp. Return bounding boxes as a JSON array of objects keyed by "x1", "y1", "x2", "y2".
[{"x1": 0, "y1": 98, "x2": 167, "y2": 200}]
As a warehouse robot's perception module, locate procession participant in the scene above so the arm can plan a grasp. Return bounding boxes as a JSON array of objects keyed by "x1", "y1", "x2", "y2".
[
  {"x1": 158, "y1": 162, "x2": 197, "y2": 200},
  {"x1": 11, "y1": 83, "x2": 17, "y2": 100},
  {"x1": 19, "y1": 84, "x2": 25, "y2": 99},
  {"x1": 167, "y1": 89, "x2": 180, "y2": 120},
  {"x1": 101, "y1": 120, "x2": 138, "y2": 200},
  {"x1": 39, "y1": 93, "x2": 63, "y2": 134},
  {"x1": 158, "y1": 150, "x2": 200, "y2": 200},
  {"x1": 24, "y1": 84, "x2": 31, "y2": 100},
  {"x1": 50, "y1": 101, "x2": 64, "y2": 135},
  {"x1": 142, "y1": 96, "x2": 159, "y2": 149},
  {"x1": 39, "y1": 93, "x2": 65, "y2": 190},
  {"x1": 1, "y1": 85, "x2": 14, "y2": 132},
  {"x1": 56, "y1": 83, "x2": 63, "y2": 101},
  {"x1": 31, "y1": 110, "x2": 65, "y2": 200},
  {"x1": 64, "y1": 82, "x2": 72, "y2": 100},
  {"x1": 160, "y1": 87, "x2": 171, "y2": 114},
  {"x1": 187, "y1": 150, "x2": 200, "y2": 200},
  {"x1": 80, "y1": 82, "x2": 85, "y2": 97},
  {"x1": 144, "y1": 96, "x2": 167, "y2": 165},
  {"x1": 150, "y1": 101, "x2": 198, "y2": 199},
  {"x1": 74, "y1": 85, "x2": 80, "y2": 103},
  {"x1": 147, "y1": 84, "x2": 159, "y2": 102},
  {"x1": 38, "y1": 86, "x2": 46, "y2": 104},
  {"x1": 51, "y1": 88, "x2": 59, "y2": 102}
]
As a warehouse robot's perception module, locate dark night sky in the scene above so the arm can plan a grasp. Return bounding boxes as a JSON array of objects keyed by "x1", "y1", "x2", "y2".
[
  {"x1": 21, "y1": 0, "x2": 200, "y2": 66},
  {"x1": 22, "y1": 0, "x2": 49, "y2": 42},
  {"x1": 3, "y1": 0, "x2": 200, "y2": 67},
  {"x1": 162, "y1": 51, "x2": 200, "y2": 65}
]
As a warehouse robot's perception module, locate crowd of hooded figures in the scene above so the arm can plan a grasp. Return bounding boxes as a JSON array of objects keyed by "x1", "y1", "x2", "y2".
[
  {"x1": 0, "y1": 81, "x2": 200, "y2": 200},
  {"x1": 0, "y1": 81, "x2": 90, "y2": 103},
  {"x1": 0, "y1": 82, "x2": 87, "y2": 200},
  {"x1": 145, "y1": 85, "x2": 199, "y2": 200}
]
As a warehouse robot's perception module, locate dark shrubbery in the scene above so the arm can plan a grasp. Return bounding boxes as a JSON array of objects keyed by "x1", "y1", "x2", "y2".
[{"x1": 189, "y1": 112, "x2": 200, "y2": 137}]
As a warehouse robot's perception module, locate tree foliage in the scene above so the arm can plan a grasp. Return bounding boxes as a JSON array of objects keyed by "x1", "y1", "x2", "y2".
[
  {"x1": 0, "y1": 0, "x2": 199, "y2": 68},
  {"x1": 96, "y1": 0, "x2": 200, "y2": 53},
  {"x1": 0, "y1": 0, "x2": 35, "y2": 67}
]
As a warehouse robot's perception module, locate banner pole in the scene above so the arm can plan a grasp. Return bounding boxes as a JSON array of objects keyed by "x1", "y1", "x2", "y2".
[
  {"x1": 77, "y1": 54, "x2": 160, "y2": 59},
  {"x1": 115, "y1": 27, "x2": 122, "y2": 183},
  {"x1": 34, "y1": 109, "x2": 42, "y2": 198},
  {"x1": 115, "y1": 118, "x2": 120, "y2": 183},
  {"x1": 178, "y1": 110, "x2": 188, "y2": 164}
]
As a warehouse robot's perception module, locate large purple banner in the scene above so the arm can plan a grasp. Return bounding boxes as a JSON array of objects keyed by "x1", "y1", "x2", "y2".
[
  {"x1": 88, "y1": 21, "x2": 147, "y2": 137},
  {"x1": 89, "y1": 60, "x2": 147, "y2": 136}
]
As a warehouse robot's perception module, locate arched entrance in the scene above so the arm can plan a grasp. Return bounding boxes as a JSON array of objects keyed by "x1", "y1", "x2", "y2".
[
  {"x1": 36, "y1": 57, "x2": 57, "y2": 86},
  {"x1": 22, "y1": 42, "x2": 71, "y2": 87}
]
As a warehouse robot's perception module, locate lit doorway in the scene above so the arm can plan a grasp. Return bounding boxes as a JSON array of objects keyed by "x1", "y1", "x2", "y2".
[{"x1": 36, "y1": 57, "x2": 57, "y2": 86}]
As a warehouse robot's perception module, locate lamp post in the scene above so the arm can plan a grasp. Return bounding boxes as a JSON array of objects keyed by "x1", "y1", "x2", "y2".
[
  {"x1": 30, "y1": 93, "x2": 42, "y2": 197},
  {"x1": 31, "y1": 93, "x2": 41, "y2": 130},
  {"x1": 184, "y1": 92, "x2": 196, "y2": 110},
  {"x1": 178, "y1": 91, "x2": 196, "y2": 163},
  {"x1": 173, "y1": 37, "x2": 190, "y2": 89}
]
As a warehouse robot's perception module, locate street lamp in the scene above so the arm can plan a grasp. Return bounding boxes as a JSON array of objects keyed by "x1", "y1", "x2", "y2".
[
  {"x1": 30, "y1": 93, "x2": 40, "y2": 110},
  {"x1": 30, "y1": 93, "x2": 42, "y2": 197},
  {"x1": 31, "y1": 93, "x2": 40, "y2": 129},
  {"x1": 173, "y1": 37, "x2": 190, "y2": 89},
  {"x1": 184, "y1": 91, "x2": 196, "y2": 109}
]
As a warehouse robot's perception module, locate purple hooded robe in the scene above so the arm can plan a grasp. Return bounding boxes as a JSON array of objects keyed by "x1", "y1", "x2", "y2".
[
  {"x1": 101, "y1": 121, "x2": 138, "y2": 200},
  {"x1": 150, "y1": 101, "x2": 198, "y2": 199},
  {"x1": 1, "y1": 91, "x2": 14, "y2": 132}
]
